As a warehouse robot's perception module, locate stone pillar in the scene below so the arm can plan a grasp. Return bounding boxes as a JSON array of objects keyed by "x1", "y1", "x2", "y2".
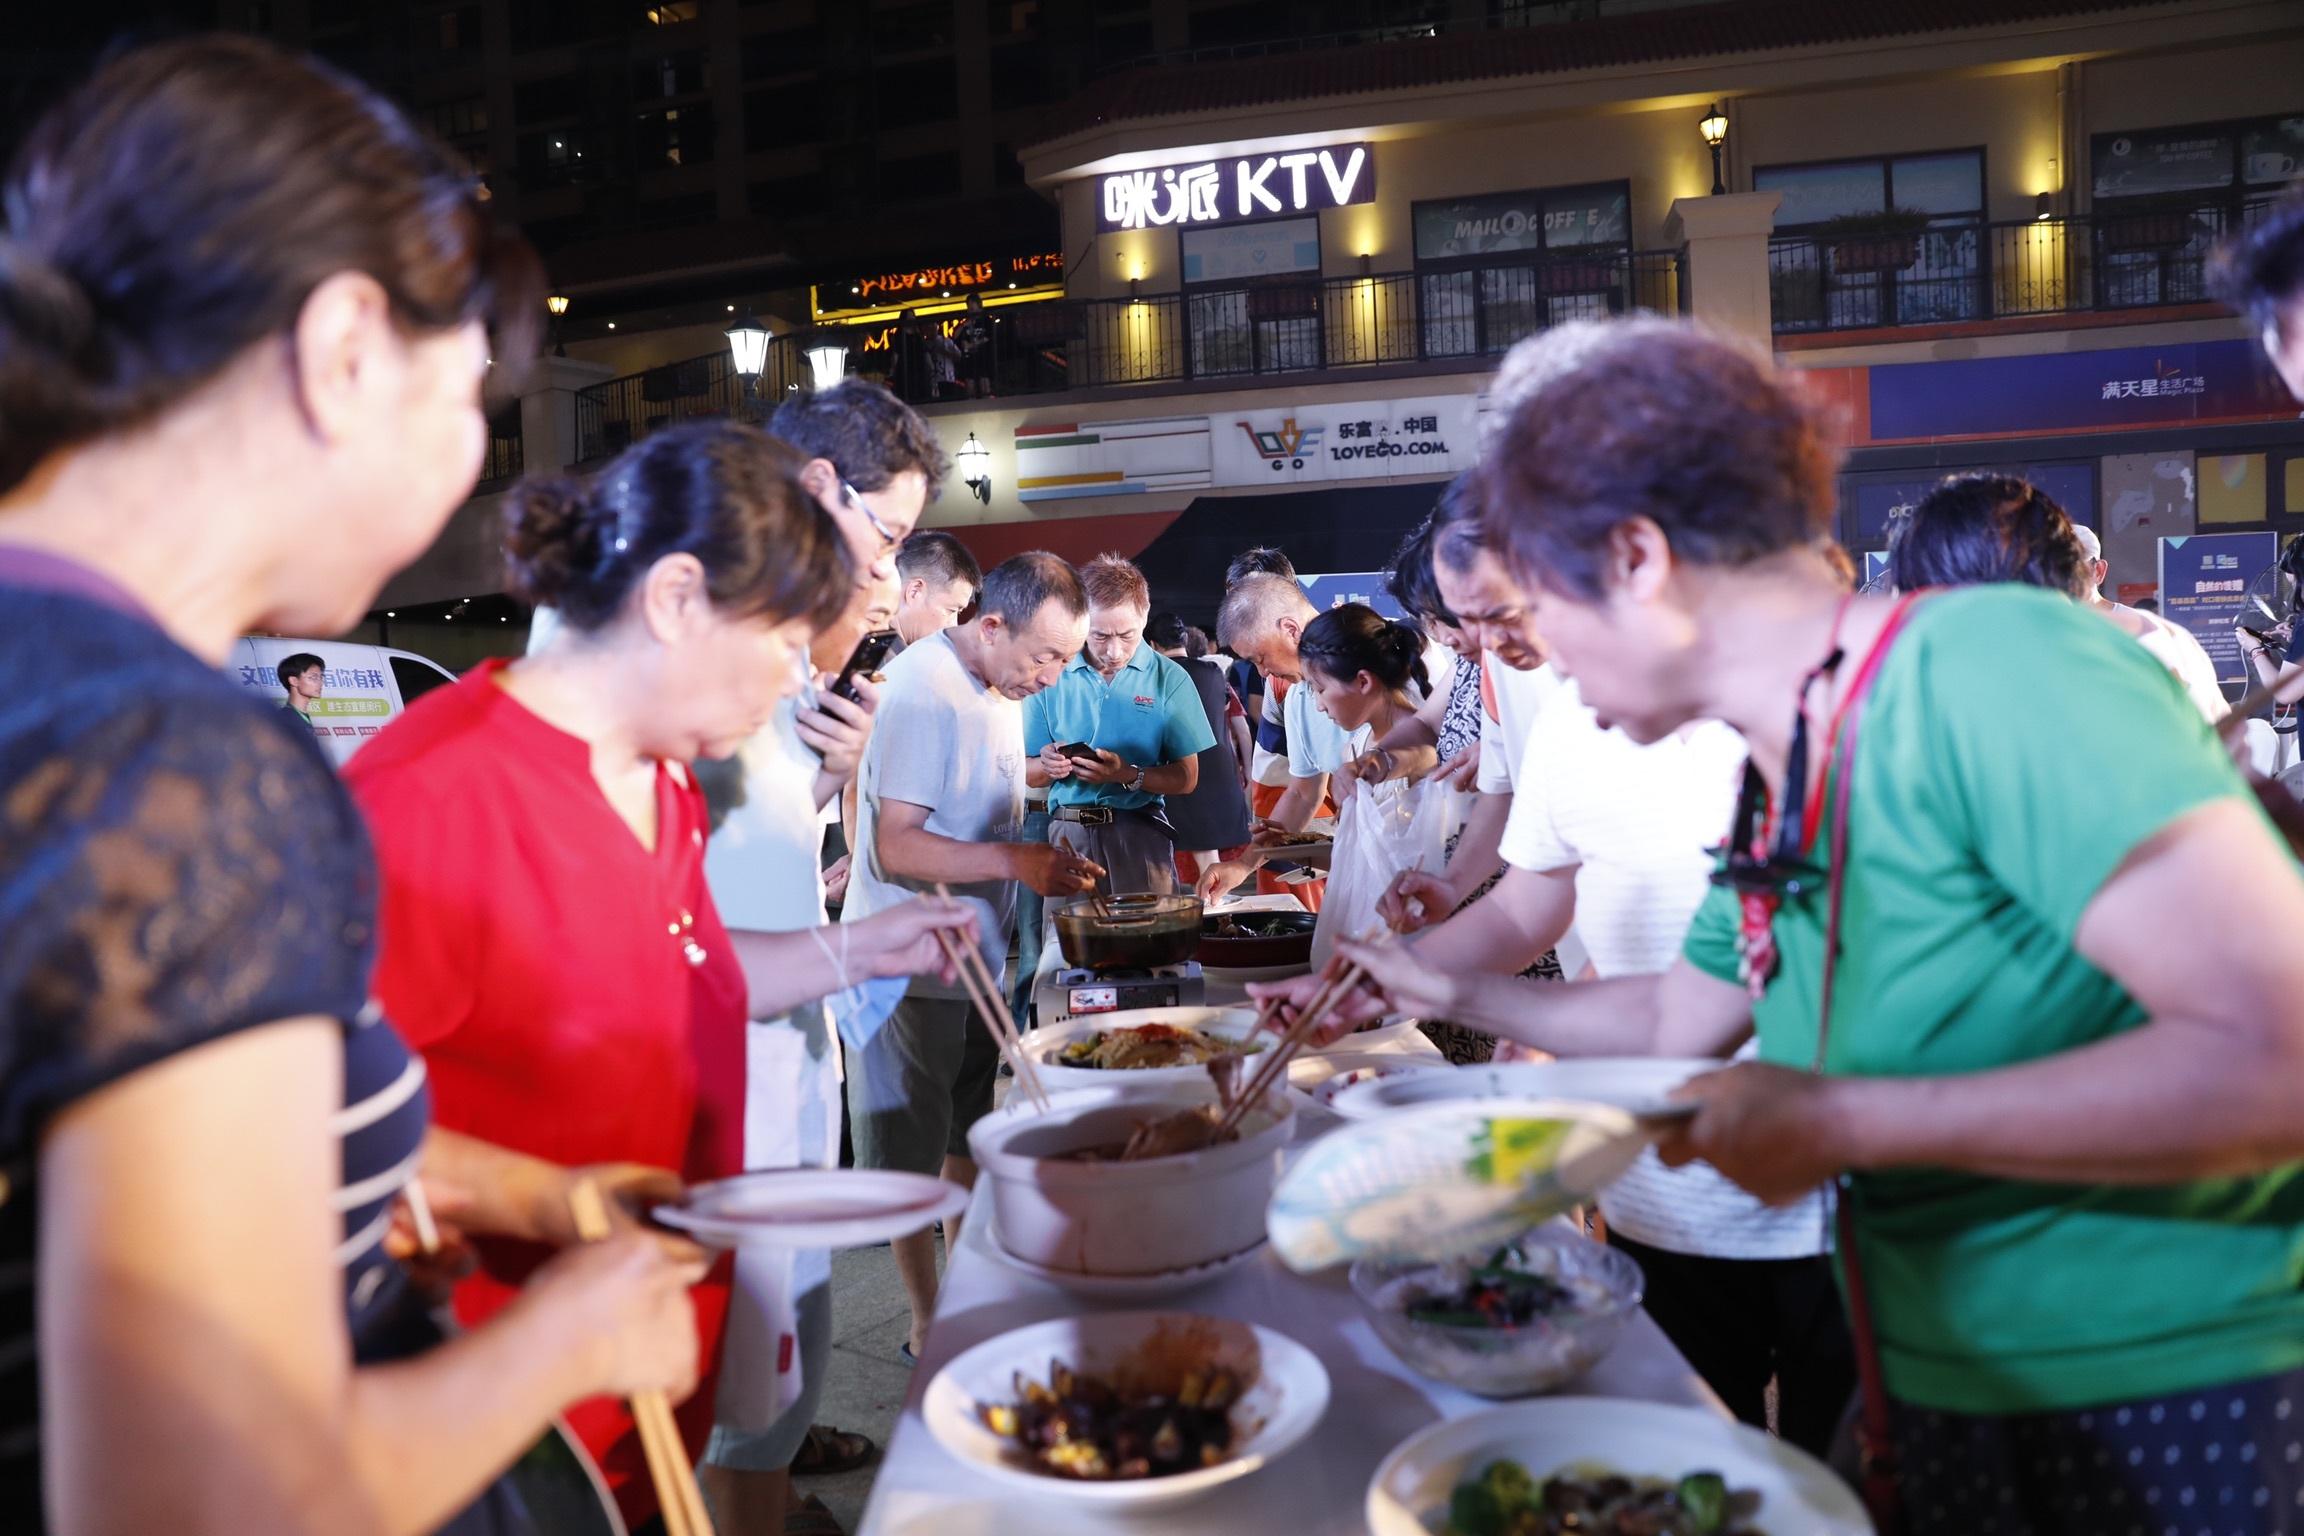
[
  {"x1": 518, "y1": 354, "x2": 617, "y2": 473},
  {"x1": 1664, "y1": 191, "x2": 1783, "y2": 347}
]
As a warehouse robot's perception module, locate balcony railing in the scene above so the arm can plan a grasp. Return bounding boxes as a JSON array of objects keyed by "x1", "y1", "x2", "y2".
[
  {"x1": 574, "y1": 343, "x2": 812, "y2": 464},
  {"x1": 1769, "y1": 201, "x2": 2270, "y2": 335},
  {"x1": 477, "y1": 404, "x2": 524, "y2": 490},
  {"x1": 568, "y1": 252, "x2": 1683, "y2": 460}
]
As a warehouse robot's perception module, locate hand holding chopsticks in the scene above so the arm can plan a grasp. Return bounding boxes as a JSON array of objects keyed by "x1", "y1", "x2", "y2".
[
  {"x1": 1216, "y1": 931, "x2": 1388, "y2": 1137},
  {"x1": 933, "y1": 882, "x2": 1052, "y2": 1112},
  {"x1": 567, "y1": 1180, "x2": 716, "y2": 1536}
]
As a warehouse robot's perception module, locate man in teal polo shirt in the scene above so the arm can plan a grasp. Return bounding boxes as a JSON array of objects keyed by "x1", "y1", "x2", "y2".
[{"x1": 1026, "y1": 553, "x2": 1216, "y2": 895}]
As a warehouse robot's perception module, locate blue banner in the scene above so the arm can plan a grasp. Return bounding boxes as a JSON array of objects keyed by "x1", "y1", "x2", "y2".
[
  {"x1": 2159, "y1": 532, "x2": 2280, "y2": 685},
  {"x1": 1298, "y1": 572, "x2": 1408, "y2": 620},
  {"x1": 1869, "y1": 339, "x2": 2293, "y2": 441}
]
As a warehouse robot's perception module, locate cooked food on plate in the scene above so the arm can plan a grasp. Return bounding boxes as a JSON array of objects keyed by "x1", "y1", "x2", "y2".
[
  {"x1": 979, "y1": 1325, "x2": 1253, "y2": 1481},
  {"x1": 1402, "y1": 1253, "x2": 1577, "y2": 1331},
  {"x1": 1444, "y1": 1459, "x2": 1760, "y2": 1536},
  {"x1": 1056, "y1": 1022, "x2": 1263, "y2": 1071}
]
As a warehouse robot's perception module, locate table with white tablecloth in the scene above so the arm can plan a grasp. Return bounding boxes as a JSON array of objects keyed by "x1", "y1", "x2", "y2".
[{"x1": 857, "y1": 1175, "x2": 1724, "y2": 1536}]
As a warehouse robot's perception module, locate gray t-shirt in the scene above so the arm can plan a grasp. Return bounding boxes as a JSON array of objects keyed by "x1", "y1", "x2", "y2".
[{"x1": 842, "y1": 629, "x2": 1023, "y2": 999}]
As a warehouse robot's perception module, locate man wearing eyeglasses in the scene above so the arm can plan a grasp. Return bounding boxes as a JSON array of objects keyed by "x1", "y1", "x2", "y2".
[{"x1": 700, "y1": 379, "x2": 951, "y2": 1536}]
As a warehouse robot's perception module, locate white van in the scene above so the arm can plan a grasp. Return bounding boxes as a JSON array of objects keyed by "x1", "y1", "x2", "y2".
[{"x1": 226, "y1": 636, "x2": 457, "y2": 766}]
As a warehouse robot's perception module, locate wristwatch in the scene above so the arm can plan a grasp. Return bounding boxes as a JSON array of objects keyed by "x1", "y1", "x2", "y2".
[{"x1": 1125, "y1": 764, "x2": 1148, "y2": 793}]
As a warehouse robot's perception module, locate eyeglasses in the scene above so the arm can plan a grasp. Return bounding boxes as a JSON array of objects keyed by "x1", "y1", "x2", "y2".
[{"x1": 841, "y1": 481, "x2": 899, "y2": 555}]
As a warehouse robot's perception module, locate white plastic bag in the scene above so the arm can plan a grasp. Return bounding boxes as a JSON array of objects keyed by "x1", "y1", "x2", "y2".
[{"x1": 1312, "y1": 776, "x2": 1455, "y2": 968}]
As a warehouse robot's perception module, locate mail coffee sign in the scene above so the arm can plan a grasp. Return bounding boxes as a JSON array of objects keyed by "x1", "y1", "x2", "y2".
[{"x1": 1096, "y1": 142, "x2": 1375, "y2": 232}]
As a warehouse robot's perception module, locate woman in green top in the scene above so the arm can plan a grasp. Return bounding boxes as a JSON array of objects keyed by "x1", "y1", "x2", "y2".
[{"x1": 1309, "y1": 319, "x2": 2304, "y2": 1530}]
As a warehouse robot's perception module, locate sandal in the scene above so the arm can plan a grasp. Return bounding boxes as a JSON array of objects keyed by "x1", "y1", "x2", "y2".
[
  {"x1": 791, "y1": 1423, "x2": 877, "y2": 1478},
  {"x1": 784, "y1": 1493, "x2": 844, "y2": 1536}
]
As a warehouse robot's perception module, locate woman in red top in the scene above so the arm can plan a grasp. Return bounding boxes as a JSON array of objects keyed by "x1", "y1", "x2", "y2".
[{"x1": 350, "y1": 422, "x2": 973, "y2": 1530}]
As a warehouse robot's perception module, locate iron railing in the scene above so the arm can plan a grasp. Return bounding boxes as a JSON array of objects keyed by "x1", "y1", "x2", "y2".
[
  {"x1": 1769, "y1": 200, "x2": 2270, "y2": 335},
  {"x1": 569, "y1": 250, "x2": 1683, "y2": 458},
  {"x1": 477, "y1": 404, "x2": 523, "y2": 489}
]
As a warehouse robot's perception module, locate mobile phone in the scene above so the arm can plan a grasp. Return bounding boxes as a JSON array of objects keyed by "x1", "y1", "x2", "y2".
[
  {"x1": 831, "y1": 630, "x2": 898, "y2": 704},
  {"x1": 1058, "y1": 741, "x2": 1100, "y2": 761}
]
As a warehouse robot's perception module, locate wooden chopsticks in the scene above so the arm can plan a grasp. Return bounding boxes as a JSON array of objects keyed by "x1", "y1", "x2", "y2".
[
  {"x1": 567, "y1": 1180, "x2": 715, "y2": 1536},
  {"x1": 1213, "y1": 935, "x2": 1381, "y2": 1138},
  {"x1": 933, "y1": 881, "x2": 1052, "y2": 1112}
]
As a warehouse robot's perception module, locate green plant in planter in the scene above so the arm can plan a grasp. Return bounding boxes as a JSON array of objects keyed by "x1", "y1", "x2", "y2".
[{"x1": 1815, "y1": 207, "x2": 1934, "y2": 273}]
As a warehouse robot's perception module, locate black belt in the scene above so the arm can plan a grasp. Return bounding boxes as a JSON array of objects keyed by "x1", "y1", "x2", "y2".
[{"x1": 1051, "y1": 803, "x2": 1175, "y2": 840}]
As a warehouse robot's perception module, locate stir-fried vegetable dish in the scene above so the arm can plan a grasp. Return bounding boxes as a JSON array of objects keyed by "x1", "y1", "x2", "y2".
[
  {"x1": 1056, "y1": 1023, "x2": 1262, "y2": 1070},
  {"x1": 1445, "y1": 1460, "x2": 1761, "y2": 1536},
  {"x1": 1403, "y1": 1251, "x2": 1576, "y2": 1330}
]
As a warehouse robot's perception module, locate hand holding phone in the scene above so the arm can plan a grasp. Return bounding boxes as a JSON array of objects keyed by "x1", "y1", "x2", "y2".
[{"x1": 831, "y1": 630, "x2": 898, "y2": 704}]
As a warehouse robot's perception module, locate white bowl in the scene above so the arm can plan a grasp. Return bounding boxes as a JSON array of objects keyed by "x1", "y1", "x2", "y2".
[
  {"x1": 1328, "y1": 1057, "x2": 1717, "y2": 1122},
  {"x1": 1365, "y1": 1397, "x2": 1872, "y2": 1536},
  {"x1": 925, "y1": 1311, "x2": 1329, "y2": 1513},
  {"x1": 1023, "y1": 1006, "x2": 1270, "y2": 1093},
  {"x1": 969, "y1": 1081, "x2": 1294, "y2": 1277}
]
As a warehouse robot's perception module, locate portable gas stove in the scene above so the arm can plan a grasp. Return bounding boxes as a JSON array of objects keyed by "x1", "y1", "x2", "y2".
[{"x1": 1047, "y1": 961, "x2": 1206, "y2": 1025}]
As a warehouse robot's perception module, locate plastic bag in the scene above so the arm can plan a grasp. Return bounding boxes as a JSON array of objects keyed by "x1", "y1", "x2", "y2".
[{"x1": 1312, "y1": 776, "x2": 1456, "y2": 968}]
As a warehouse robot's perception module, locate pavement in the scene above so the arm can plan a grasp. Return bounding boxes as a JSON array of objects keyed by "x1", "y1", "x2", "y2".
[{"x1": 789, "y1": 1237, "x2": 941, "y2": 1533}]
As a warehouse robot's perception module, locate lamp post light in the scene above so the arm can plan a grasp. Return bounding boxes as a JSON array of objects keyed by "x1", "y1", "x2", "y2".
[
  {"x1": 955, "y1": 431, "x2": 991, "y2": 506},
  {"x1": 546, "y1": 293, "x2": 569, "y2": 357},
  {"x1": 804, "y1": 338, "x2": 849, "y2": 393},
  {"x1": 1699, "y1": 102, "x2": 1729, "y2": 196},
  {"x1": 725, "y1": 312, "x2": 772, "y2": 414}
]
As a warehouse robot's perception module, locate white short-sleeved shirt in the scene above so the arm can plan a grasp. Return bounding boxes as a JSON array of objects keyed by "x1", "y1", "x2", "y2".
[
  {"x1": 1500, "y1": 683, "x2": 1827, "y2": 1259},
  {"x1": 843, "y1": 631, "x2": 1024, "y2": 998},
  {"x1": 2121, "y1": 605, "x2": 2227, "y2": 722},
  {"x1": 1476, "y1": 656, "x2": 1568, "y2": 796}
]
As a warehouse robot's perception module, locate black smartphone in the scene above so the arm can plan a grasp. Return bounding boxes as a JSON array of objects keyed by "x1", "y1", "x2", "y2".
[
  {"x1": 831, "y1": 630, "x2": 898, "y2": 703},
  {"x1": 1058, "y1": 741, "x2": 1100, "y2": 761}
]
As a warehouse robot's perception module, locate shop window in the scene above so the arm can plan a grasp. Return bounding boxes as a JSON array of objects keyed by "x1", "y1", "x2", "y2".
[
  {"x1": 1412, "y1": 181, "x2": 1634, "y2": 356},
  {"x1": 415, "y1": 4, "x2": 482, "y2": 56},
  {"x1": 875, "y1": 59, "x2": 958, "y2": 129},
  {"x1": 2091, "y1": 116, "x2": 2300, "y2": 312},
  {"x1": 1757, "y1": 150, "x2": 1985, "y2": 329},
  {"x1": 641, "y1": 1, "x2": 701, "y2": 23}
]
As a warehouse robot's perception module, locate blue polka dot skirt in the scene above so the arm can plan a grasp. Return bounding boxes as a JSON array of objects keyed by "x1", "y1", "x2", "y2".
[{"x1": 1897, "y1": 1367, "x2": 2304, "y2": 1535}]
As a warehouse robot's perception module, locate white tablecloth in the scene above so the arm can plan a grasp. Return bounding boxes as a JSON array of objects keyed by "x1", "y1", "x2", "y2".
[{"x1": 857, "y1": 1178, "x2": 1723, "y2": 1536}]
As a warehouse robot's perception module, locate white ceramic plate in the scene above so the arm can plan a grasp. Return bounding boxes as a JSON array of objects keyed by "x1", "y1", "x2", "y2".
[
  {"x1": 983, "y1": 1226, "x2": 1270, "y2": 1300},
  {"x1": 1328, "y1": 1057, "x2": 1718, "y2": 1122},
  {"x1": 1023, "y1": 1006, "x2": 1269, "y2": 1092},
  {"x1": 924, "y1": 1311, "x2": 1330, "y2": 1512},
  {"x1": 655, "y1": 1169, "x2": 968, "y2": 1251},
  {"x1": 1285, "y1": 1050, "x2": 1452, "y2": 1116},
  {"x1": 1266, "y1": 1097, "x2": 1652, "y2": 1272},
  {"x1": 1366, "y1": 1396, "x2": 1872, "y2": 1536}
]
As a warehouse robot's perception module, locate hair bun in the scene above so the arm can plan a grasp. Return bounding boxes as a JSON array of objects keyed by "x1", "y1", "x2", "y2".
[
  {"x1": 501, "y1": 474, "x2": 604, "y2": 606},
  {"x1": 0, "y1": 242, "x2": 115, "y2": 490}
]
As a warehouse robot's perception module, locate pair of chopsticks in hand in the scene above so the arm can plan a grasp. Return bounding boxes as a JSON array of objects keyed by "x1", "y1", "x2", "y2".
[
  {"x1": 1214, "y1": 931, "x2": 1386, "y2": 1138},
  {"x1": 398, "y1": 1180, "x2": 717, "y2": 1536},
  {"x1": 568, "y1": 1180, "x2": 716, "y2": 1536},
  {"x1": 931, "y1": 882, "x2": 1052, "y2": 1112}
]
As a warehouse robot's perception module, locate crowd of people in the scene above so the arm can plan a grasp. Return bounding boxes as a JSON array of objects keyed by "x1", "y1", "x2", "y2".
[{"x1": 13, "y1": 29, "x2": 2304, "y2": 1536}]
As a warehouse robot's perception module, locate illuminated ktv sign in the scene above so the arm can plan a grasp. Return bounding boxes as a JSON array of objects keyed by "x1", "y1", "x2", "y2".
[{"x1": 1096, "y1": 142, "x2": 1375, "y2": 232}]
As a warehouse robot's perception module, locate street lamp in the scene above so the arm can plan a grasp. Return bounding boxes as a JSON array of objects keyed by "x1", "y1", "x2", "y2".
[
  {"x1": 725, "y1": 312, "x2": 771, "y2": 381},
  {"x1": 804, "y1": 338, "x2": 848, "y2": 392},
  {"x1": 955, "y1": 432, "x2": 991, "y2": 505},
  {"x1": 546, "y1": 293, "x2": 569, "y2": 357},
  {"x1": 1699, "y1": 102, "x2": 1729, "y2": 196}
]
